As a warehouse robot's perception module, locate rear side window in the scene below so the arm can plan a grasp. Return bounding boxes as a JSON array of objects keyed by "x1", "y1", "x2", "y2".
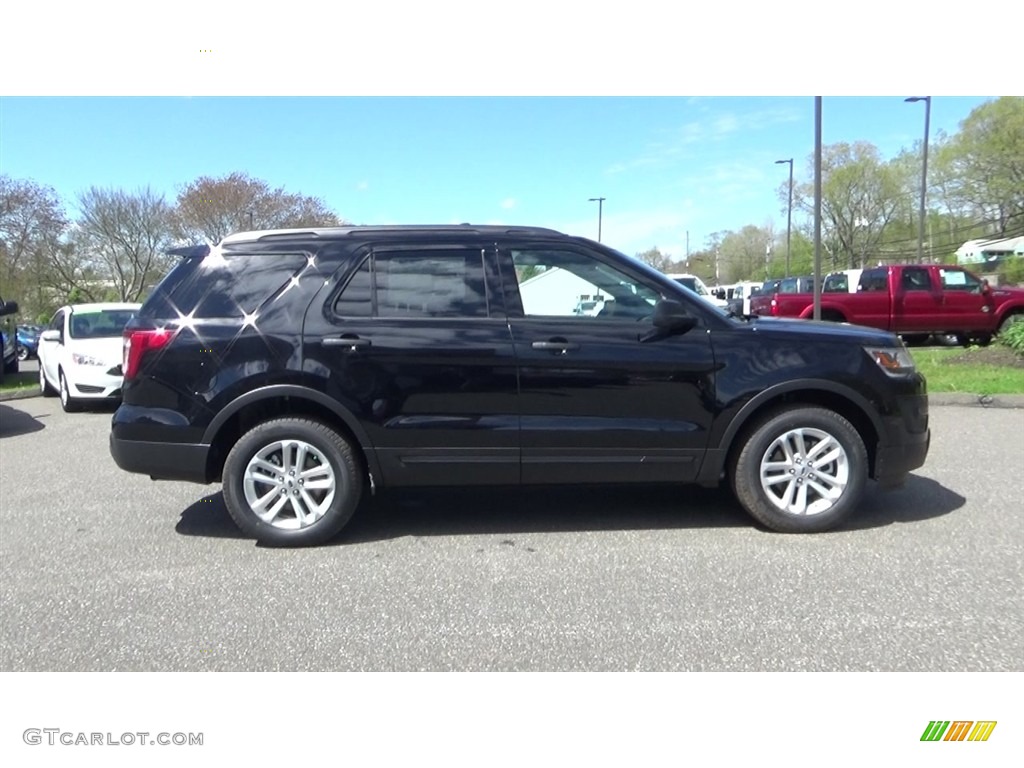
[
  {"x1": 333, "y1": 250, "x2": 488, "y2": 319},
  {"x1": 144, "y1": 250, "x2": 310, "y2": 318},
  {"x1": 857, "y1": 268, "x2": 888, "y2": 292}
]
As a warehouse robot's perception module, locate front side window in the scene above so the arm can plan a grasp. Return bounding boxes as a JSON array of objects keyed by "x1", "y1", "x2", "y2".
[
  {"x1": 508, "y1": 249, "x2": 662, "y2": 320},
  {"x1": 333, "y1": 249, "x2": 488, "y2": 319},
  {"x1": 939, "y1": 268, "x2": 981, "y2": 293}
]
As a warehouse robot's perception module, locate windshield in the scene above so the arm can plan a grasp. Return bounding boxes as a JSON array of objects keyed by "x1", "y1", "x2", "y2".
[{"x1": 69, "y1": 309, "x2": 138, "y2": 339}]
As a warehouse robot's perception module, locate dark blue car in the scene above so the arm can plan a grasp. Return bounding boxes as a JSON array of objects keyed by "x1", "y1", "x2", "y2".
[{"x1": 16, "y1": 324, "x2": 41, "y2": 361}]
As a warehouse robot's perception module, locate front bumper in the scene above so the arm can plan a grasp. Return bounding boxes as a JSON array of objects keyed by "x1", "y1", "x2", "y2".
[
  {"x1": 67, "y1": 365, "x2": 124, "y2": 399},
  {"x1": 874, "y1": 392, "x2": 930, "y2": 488}
]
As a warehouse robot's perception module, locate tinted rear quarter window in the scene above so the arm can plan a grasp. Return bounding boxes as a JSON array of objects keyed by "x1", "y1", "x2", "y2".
[{"x1": 144, "y1": 251, "x2": 310, "y2": 319}]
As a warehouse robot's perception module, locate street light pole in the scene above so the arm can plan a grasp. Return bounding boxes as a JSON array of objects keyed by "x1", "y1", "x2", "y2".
[
  {"x1": 905, "y1": 96, "x2": 931, "y2": 264},
  {"x1": 588, "y1": 197, "x2": 606, "y2": 242},
  {"x1": 775, "y1": 158, "x2": 793, "y2": 277}
]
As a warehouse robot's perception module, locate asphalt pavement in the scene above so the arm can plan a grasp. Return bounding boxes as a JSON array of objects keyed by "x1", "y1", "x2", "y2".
[{"x1": 1, "y1": 387, "x2": 1021, "y2": 672}]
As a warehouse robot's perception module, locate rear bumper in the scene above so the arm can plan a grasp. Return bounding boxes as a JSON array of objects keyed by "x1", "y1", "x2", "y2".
[{"x1": 109, "y1": 433, "x2": 211, "y2": 483}]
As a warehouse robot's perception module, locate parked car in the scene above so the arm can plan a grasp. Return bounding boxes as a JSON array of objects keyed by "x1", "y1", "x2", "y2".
[
  {"x1": 749, "y1": 264, "x2": 1024, "y2": 346},
  {"x1": 16, "y1": 324, "x2": 42, "y2": 361},
  {"x1": 110, "y1": 225, "x2": 930, "y2": 546},
  {"x1": 38, "y1": 302, "x2": 141, "y2": 412},
  {"x1": 664, "y1": 272, "x2": 729, "y2": 309},
  {"x1": 0, "y1": 294, "x2": 19, "y2": 384},
  {"x1": 723, "y1": 281, "x2": 763, "y2": 316}
]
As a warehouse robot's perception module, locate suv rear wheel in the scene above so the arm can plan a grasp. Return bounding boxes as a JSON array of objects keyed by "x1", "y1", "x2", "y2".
[
  {"x1": 731, "y1": 406, "x2": 868, "y2": 533},
  {"x1": 222, "y1": 418, "x2": 364, "y2": 547}
]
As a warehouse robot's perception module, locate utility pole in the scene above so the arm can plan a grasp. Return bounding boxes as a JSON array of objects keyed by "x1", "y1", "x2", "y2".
[
  {"x1": 905, "y1": 96, "x2": 931, "y2": 264},
  {"x1": 775, "y1": 158, "x2": 794, "y2": 277},
  {"x1": 813, "y1": 97, "x2": 822, "y2": 321},
  {"x1": 588, "y1": 197, "x2": 606, "y2": 242}
]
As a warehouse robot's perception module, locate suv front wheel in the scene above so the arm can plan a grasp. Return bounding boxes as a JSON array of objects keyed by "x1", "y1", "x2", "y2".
[
  {"x1": 731, "y1": 407, "x2": 868, "y2": 533},
  {"x1": 222, "y1": 418, "x2": 364, "y2": 546}
]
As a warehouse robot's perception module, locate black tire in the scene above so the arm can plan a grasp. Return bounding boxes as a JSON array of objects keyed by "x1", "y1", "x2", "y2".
[
  {"x1": 957, "y1": 333, "x2": 992, "y2": 348},
  {"x1": 731, "y1": 406, "x2": 868, "y2": 533},
  {"x1": 58, "y1": 369, "x2": 81, "y2": 412},
  {"x1": 39, "y1": 365, "x2": 56, "y2": 396},
  {"x1": 998, "y1": 313, "x2": 1024, "y2": 336},
  {"x1": 222, "y1": 418, "x2": 364, "y2": 547},
  {"x1": 3, "y1": 355, "x2": 18, "y2": 374},
  {"x1": 900, "y1": 334, "x2": 929, "y2": 347}
]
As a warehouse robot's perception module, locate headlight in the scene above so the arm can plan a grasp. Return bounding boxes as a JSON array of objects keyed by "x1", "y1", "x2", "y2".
[
  {"x1": 863, "y1": 346, "x2": 916, "y2": 376},
  {"x1": 71, "y1": 352, "x2": 106, "y2": 367}
]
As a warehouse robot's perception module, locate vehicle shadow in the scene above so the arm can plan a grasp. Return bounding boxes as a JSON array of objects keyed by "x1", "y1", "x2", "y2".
[
  {"x1": 176, "y1": 493, "x2": 247, "y2": 539},
  {"x1": 844, "y1": 475, "x2": 965, "y2": 530},
  {"x1": 0, "y1": 402, "x2": 46, "y2": 438},
  {"x1": 174, "y1": 474, "x2": 964, "y2": 545}
]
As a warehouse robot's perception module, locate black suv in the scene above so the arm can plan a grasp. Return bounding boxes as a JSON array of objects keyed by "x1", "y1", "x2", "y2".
[{"x1": 110, "y1": 225, "x2": 930, "y2": 545}]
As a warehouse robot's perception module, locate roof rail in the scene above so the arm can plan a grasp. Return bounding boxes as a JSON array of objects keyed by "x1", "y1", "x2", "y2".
[{"x1": 219, "y1": 224, "x2": 568, "y2": 245}]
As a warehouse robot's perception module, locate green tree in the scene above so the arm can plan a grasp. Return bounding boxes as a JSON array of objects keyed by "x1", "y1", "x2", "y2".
[
  {"x1": 936, "y1": 96, "x2": 1024, "y2": 238},
  {"x1": 789, "y1": 142, "x2": 906, "y2": 269}
]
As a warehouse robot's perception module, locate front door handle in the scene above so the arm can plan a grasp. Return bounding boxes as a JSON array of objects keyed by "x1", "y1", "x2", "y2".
[{"x1": 322, "y1": 335, "x2": 372, "y2": 351}]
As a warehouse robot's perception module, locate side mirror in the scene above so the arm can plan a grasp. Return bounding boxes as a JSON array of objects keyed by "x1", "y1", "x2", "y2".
[
  {"x1": 0, "y1": 300, "x2": 19, "y2": 316},
  {"x1": 40, "y1": 329, "x2": 61, "y2": 343},
  {"x1": 642, "y1": 299, "x2": 698, "y2": 342},
  {"x1": 981, "y1": 279, "x2": 992, "y2": 295}
]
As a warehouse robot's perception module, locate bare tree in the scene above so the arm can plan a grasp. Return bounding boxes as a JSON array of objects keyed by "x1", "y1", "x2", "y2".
[
  {"x1": 173, "y1": 172, "x2": 347, "y2": 244},
  {"x1": 76, "y1": 187, "x2": 176, "y2": 302},
  {"x1": 0, "y1": 175, "x2": 69, "y2": 315},
  {"x1": 635, "y1": 247, "x2": 674, "y2": 272}
]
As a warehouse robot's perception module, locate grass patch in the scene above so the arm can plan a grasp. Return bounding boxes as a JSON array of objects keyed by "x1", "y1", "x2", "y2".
[
  {"x1": 911, "y1": 346, "x2": 1024, "y2": 395},
  {"x1": 0, "y1": 370, "x2": 39, "y2": 395}
]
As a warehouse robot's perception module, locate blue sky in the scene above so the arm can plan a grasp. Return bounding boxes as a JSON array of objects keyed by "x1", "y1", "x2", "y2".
[
  {"x1": 1, "y1": 5, "x2": 1010, "y2": 261},
  {"x1": 0, "y1": 95, "x2": 995, "y2": 259}
]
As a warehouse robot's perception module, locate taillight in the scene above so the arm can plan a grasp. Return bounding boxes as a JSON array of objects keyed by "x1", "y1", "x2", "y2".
[
  {"x1": 122, "y1": 328, "x2": 173, "y2": 381},
  {"x1": 770, "y1": 298, "x2": 779, "y2": 316}
]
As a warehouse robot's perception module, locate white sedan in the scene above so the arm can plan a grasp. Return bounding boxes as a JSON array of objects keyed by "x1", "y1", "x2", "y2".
[{"x1": 38, "y1": 302, "x2": 141, "y2": 412}]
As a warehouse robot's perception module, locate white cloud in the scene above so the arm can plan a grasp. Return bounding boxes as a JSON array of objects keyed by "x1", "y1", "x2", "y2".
[{"x1": 500, "y1": 197, "x2": 517, "y2": 209}]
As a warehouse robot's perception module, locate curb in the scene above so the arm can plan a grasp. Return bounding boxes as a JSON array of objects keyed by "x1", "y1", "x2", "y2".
[
  {"x1": 0, "y1": 388, "x2": 42, "y2": 402},
  {"x1": 926, "y1": 393, "x2": 1024, "y2": 409}
]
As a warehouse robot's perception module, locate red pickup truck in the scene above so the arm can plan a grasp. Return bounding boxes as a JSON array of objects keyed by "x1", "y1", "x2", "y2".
[{"x1": 749, "y1": 264, "x2": 1024, "y2": 344}]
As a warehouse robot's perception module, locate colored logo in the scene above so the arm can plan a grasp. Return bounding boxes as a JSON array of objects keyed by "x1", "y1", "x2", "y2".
[{"x1": 921, "y1": 721, "x2": 997, "y2": 742}]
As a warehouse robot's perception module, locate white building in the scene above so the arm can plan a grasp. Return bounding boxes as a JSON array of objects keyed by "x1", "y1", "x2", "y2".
[
  {"x1": 956, "y1": 236, "x2": 1024, "y2": 266},
  {"x1": 518, "y1": 267, "x2": 605, "y2": 316}
]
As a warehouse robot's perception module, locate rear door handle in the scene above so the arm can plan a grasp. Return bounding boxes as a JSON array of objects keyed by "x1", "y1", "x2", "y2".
[{"x1": 322, "y1": 336, "x2": 372, "y2": 351}]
